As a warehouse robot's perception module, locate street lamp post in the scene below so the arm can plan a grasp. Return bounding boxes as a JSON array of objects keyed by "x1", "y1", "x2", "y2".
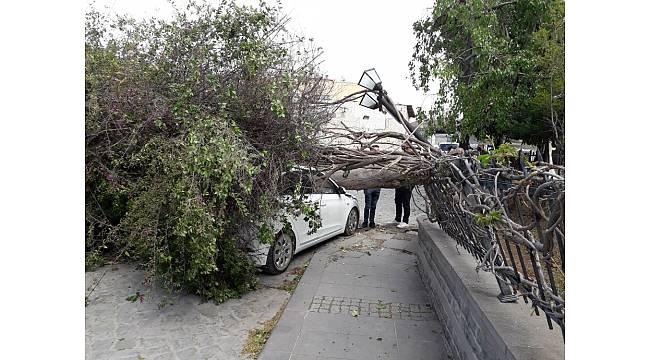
[{"x1": 357, "y1": 68, "x2": 430, "y2": 145}]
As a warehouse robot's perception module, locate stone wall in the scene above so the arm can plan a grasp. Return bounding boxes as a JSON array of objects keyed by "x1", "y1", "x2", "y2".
[{"x1": 416, "y1": 218, "x2": 564, "y2": 360}]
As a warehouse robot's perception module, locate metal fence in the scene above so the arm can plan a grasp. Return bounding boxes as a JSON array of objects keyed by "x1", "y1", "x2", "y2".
[{"x1": 425, "y1": 153, "x2": 565, "y2": 337}]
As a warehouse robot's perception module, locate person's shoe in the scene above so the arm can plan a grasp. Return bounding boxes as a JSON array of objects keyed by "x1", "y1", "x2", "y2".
[
  {"x1": 360, "y1": 222, "x2": 368, "y2": 228},
  {"x1": 391, "y1": 220, "x2": 400, "y2": 226},
  {"x1": 396, "y1": 222, "x2": 408, "y2": 229},
  {"x1": 369, "y1": 222, "x2": 376, "y2": 228}
]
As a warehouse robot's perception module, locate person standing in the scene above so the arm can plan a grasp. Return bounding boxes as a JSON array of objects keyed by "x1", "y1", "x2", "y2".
[
  {"x1": 360, "y1": 143, "x2": 383, "y2": 229},
  {"x1": 361, "y1": 188, "x2": 381, "y2": 228},
  {"x1": 394, "y1": 185, "x2": 412, "y2": 228}
]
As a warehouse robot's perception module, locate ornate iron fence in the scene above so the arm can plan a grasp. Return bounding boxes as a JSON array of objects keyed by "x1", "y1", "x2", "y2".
[{"x1": 425, "y1": 153, "x2": 565, "y2": 337}]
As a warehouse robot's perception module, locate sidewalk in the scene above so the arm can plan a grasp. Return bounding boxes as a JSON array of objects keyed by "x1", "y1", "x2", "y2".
[
  {"x1": 84, "y1": 251, "x2": 313, "y2": 360},
  {"x1": 260, "y1": 222, "x2": 453, "y2": 360}
]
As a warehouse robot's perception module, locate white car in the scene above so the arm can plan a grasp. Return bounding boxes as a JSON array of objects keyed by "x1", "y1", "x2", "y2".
[{"x1": 248, "y1": 169, "x2": 360, "y2": 274}]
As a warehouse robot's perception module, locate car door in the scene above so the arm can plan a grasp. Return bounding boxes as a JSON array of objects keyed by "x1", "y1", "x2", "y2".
[
  {"x1": 280, "y1": 170, "x2": 320, "y2": 249},
  {"x1": 314, "y1": 177, "x2": 346, "y2": 237},
  {"x1": 296, "y1": 171, "x2": 324, "y2": 247}
]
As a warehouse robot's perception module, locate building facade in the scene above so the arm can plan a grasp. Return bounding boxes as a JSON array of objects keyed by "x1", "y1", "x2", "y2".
[{"x1": 323, "y1": 80, "x2": 415, "y2": 149}]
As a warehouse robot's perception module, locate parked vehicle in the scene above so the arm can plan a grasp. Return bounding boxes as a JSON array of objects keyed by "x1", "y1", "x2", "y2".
[
  {"x1": 248, "y1": 168, "x2": 360, "y2": 274},
  {"x1": 438, "y1": 142, "x2": 459, "y2": 153}
]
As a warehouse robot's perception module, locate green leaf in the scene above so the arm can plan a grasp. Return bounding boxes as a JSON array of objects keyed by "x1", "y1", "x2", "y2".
[{"x1": 477, "y1": 154, "x2": 491, "y2": 167}]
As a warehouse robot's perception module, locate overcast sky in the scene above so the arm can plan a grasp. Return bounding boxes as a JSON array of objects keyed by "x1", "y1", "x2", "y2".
[{"x1": 90, "y1": 0, "x2": 435, "y2": 108}]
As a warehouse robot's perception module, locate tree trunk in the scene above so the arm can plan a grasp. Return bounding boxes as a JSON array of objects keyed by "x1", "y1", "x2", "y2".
[
  {"x1": 494, "y1": 136, "x2": 503, "y2": 148},
  {"x1": 537, "y1": 142, "x2": 549, "y2": 163},
  {"x1": 459, "y1": 134, "x2": 470, "y2": 149},
  {"x1": 330, "y1": 168, "x2": 429, "y2": 190}
]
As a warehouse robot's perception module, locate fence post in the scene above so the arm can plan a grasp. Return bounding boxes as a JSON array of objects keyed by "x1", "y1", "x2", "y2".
[
  {"x1": 486, "y1": 229, "x2": 518, "y2": 303},
  {"x1": 458, "y1": 160, "x2": 517, "y2": 303}
]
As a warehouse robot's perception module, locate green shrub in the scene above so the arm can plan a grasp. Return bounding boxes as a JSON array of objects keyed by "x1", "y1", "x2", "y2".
[
  {"x1": 85, "y1": 0, "x2": 329, "y2": 302},
  {"x1": 85, "y1": 249, "x2": 106, "y2": 272}
]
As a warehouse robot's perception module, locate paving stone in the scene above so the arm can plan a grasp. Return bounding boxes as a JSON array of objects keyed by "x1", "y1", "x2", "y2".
[
  {"x1": 197, "y1": 344, "x2": 227, "y2": 359},
  {"x1": 285, "y1": 285, "x2": 319, "y2": 312},
  {"x1": 316, "y1": 283, "x2": 388, "y2": 300},
  {"x1": 262, "y1": 325, "x2": 301, "y2": 352},
  {"x1": 397, "y1": 338, "x2": 451, "y2": 360},
  {"x1": 383, "y1": 238, "x2": 412, "y2": 251},
  {"x1": 325, "y1": 263, "x2": 388, "y2": 276},
  {"x1": 346, "y1": 316, "x2": 396, "y2": 337},
  {"x1": 290, "y1": 355, "x2": 344, "y2": 360},
  {"x1": 373, "y1": 249, "x2": 418, "y2": 263},
  {"x1": 372, "y1": 233, "x2": 396, "y2": 241},
  {"x1": 320, "y1": 271, "x2": 383, "y2": 288},
  {"x1": 114, "y1": 338, "x2": 136, "y2": 351},
  {"x1": 396, "y1": 289, "x2": 432, "y2": 305},
  {"x1": 258, "y1": 350, "x2": 292, "y2": 360},
  {"x1": 395, "y1": 319, "x2": 444, "y2": 342},
  {"x1": 112, "y1": 349, "x2": 143, "y2": 359},
  {"x1": 302, "y1": 312, "x2": 352, "y2": 334},
  {"x1": 380, "y1": 276, "x2": 426, "y2": 291},
  {"x1": 85, "y1": 263, "x2": 292, "y2": 360},
  {"x1": 293, "y1": 331, "x2": 350, "y2": 358},
  {"x1": 346, "y1": 333, "x2": 399, "y2": 360},
  {"x1": 152, "y1": 353, "x2": 176, "y2": 360},
  {"x1": 87, "y1": 351, "x2": 115, "y2": 360},
  {"x1": 299, "y1": 268, "x2": 323, "y2": 284},
  {"x1": 175, "y1": 347, "x2": 198, "y2": 359},
  {"x1": 90, "y1": 338, "x2": 115, "y2": 352}
]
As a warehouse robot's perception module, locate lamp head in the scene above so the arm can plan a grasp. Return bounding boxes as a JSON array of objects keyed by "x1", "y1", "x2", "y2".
[
  {"x1": 359, "y1": 92, "x2": 379, "y2": 110},
  {"x1": 357, "y1": 68, "x2": 382, "y2": 91}
]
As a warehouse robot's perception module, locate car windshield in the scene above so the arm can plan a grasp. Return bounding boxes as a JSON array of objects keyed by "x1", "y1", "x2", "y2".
[
  {"x1": 313, "y1": 177, "x2": 338, "y2": 194},
  {"x1": 280, "y1": 170, "x2": 316, "y2": 195}
]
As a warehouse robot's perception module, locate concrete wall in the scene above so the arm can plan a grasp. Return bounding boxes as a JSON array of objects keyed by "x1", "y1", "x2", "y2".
[{"x1": 416, "y1": 218, "x2": 564, "y2": 360}]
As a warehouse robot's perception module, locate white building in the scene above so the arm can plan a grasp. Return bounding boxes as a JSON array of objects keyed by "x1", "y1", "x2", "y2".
[
  {"x1": 322, "y1": 80, "x2": 531, "y2": 152},
  {"x1": 323, "y1": 80, "x2": 415, "y2": 149}
]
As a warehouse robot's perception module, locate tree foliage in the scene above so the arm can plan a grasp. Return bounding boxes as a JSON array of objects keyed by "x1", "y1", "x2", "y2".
[
  {"x1": 410, "y1": 0, "x2": 564, "y2": 151},
  {"x1": 85, "y1": 0, "x2": 331, "y2": 301}
]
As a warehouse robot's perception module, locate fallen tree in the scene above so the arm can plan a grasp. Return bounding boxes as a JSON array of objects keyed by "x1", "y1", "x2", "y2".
[
  {"x1": 330, "y1": 168, "x2": 419, "y2": 190},
  {"x1": 315, "y1": 93, "x2": 565, "y2": 336},
  {"x1": 314, "y1": 125, "x2": 440, "y2": 189}
]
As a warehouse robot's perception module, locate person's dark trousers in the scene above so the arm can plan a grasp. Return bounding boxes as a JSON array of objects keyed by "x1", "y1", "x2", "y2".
[
  {"x1": 394, "y1": 187, "x2": 412, "y2": 223},
  {"x1": 363, "y1": 188, "x2": 381, "y2": 226}
]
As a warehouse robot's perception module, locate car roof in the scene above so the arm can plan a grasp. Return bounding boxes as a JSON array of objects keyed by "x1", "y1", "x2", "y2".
[{"x1": 287, "y1": 166, "x2": 325, "y2": 177}]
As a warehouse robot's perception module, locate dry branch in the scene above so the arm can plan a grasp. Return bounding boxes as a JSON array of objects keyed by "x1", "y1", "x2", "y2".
[{"x1": 315, "y1": 113, "x2": 565, "y2": 334}]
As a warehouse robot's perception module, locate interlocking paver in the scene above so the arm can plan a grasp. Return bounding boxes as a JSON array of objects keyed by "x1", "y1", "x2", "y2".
[{"x1": 308, "y1": 295, "x2": 433, "y2": 321}]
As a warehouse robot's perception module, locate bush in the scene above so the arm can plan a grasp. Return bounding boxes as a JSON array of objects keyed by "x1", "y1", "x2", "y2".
[{"x1": 85, "y1": 0, "x2": 330, "y2": 302}]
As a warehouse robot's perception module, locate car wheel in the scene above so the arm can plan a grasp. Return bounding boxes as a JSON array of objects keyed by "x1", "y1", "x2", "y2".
[
  {"x1": 343, "y1": 208, "x2": 359, "y2": 236},
  {"x1": 264, "y1": 230, "x2": 294, "y2": 275}
]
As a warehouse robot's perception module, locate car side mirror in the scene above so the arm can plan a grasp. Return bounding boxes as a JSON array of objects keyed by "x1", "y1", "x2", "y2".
[{"x1": 338, "y1": 186, "x2": 347, "y2": 194}]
